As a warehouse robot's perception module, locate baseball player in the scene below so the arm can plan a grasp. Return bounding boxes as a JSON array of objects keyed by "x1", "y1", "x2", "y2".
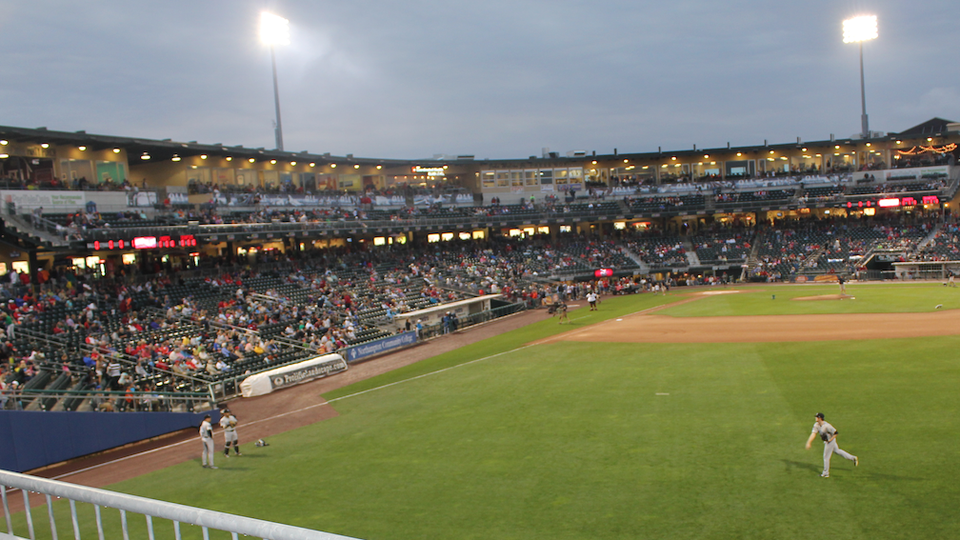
[
  {"x1": 220, "y1": 408, "x2": 241, "y2": 457},
  {"x1": 557, "y1": 301, "x2": 569, "y2": 324},
  {"x1": 200, "y1": 415, "x2": 217, "y2": 469},
  {"x1": 586, "y1": 291, "x2": 598, "y2": 311},
  {"x1": 805, "y1": 412, "x2": 857, "y2": 477}
]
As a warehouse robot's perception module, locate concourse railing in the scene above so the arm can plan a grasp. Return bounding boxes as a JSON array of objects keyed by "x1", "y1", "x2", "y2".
[
  {"x1": 0, "y1": 469, "x2": 361, "y2": 540},
  {"x1": 415, "y1": 302, "x2": 526, "y2": 341}
]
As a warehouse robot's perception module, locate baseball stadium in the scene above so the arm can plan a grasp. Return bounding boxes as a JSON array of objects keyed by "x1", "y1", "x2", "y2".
[
  {"x1": 2, "y1": 9, "x2": 960, "y2": 537},
  {"x1": 0, "y1": 115, "x2": 957, "y2": 538}
]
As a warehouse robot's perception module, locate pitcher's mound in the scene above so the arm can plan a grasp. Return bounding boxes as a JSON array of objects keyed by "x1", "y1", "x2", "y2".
[{"x1": 794, "y1": 294, "x2": 854, "y2": 301}]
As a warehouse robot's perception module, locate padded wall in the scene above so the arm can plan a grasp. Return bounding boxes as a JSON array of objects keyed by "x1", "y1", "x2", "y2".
[{"x1": 0, "y1": 410, "x2": 215, "y2": 472}]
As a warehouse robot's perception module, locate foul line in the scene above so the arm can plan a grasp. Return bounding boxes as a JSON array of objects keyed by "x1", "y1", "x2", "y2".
[
  {"x1": 51, "y1": 299, "x2": 699, "y2": 482},
  {"x1": 327, "y1": 344, "x2": 536, "y2": 403},
  {"x1": 47, "y1": 299, "x2": 699, "y2": 482},
  {"x1": 49, "y1": 344, "x2": 537, "y2": 482}
]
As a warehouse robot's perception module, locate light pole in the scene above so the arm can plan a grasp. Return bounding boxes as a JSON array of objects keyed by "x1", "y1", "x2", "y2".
[
  {"x1": 260, "y1": 12, "x2": 290, "y2": 151},
  {"x1": 843, "y1": 15, "x2": 878, "y2": 139}
]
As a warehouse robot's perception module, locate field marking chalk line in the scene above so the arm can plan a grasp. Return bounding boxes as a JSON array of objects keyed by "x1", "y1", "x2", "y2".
[{"x1": 50, "y1": 344, "x2": 538, "y2": 482}]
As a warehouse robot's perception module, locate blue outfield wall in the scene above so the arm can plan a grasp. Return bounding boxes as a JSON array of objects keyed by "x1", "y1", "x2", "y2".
[
  {"x1": 0, "y1": 410, "x2": 216, "y2": 472},
  {"x1": 344, "y1": 331, "x2": 417, "y2": 363}
]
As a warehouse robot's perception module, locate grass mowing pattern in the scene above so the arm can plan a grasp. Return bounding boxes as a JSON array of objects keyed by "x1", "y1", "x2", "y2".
[
  {"x1": 13, "y1": 287, "x2": 960, "y2": 539},
  {"x1": 660, "y1": 282, "x2": 959, "y2": 316}
]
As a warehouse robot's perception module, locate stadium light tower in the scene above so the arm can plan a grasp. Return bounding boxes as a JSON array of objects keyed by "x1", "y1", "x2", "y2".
[
  {"x1": 260, "y1": 11, "x2": 290, "y2": 151},
  {"x1": 843, "y1": 15, "x2": 878, "y2": 139}
]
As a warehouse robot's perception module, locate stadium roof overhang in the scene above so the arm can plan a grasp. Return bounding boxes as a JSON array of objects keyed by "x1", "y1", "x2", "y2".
[
  {"x1": 888, "y1": 117, "x2": 957, "y2": 138},
  {"x1": 0, "y1": 125, "x2": 419, "y2": 168},
  {"x1": 455, "y1": 118, "x2": 959, "y2": 167},
  {"x1": 0, "y1": 118, "x2": 955, "y2": 168}
]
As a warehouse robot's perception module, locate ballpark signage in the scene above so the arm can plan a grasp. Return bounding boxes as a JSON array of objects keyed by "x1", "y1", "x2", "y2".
[
  {"x1": 345, "y1": 332, "x2": 417, "y2": 363},
  {"x1": 240, "y1": 354, "x2": 347, "y2": 397},
  {"x1": 268, "y1": 357, "x2": 347, "y2": 390}
]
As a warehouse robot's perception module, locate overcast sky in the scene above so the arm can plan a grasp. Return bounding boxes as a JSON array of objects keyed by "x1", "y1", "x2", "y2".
[{"x1": 2, "y1": 1, "x2": 958, "y2": 160}]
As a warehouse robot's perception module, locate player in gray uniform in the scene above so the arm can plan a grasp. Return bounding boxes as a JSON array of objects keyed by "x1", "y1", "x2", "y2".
[
  {"x1": 805, "y1": 412, "x2": 857, "y2": 477},
  {"x1": 200, "y1": 415, "x2": 217, "y2": 469},
  {"x1": 220, "y1": 408, "x2": 241, "y2": 457}
]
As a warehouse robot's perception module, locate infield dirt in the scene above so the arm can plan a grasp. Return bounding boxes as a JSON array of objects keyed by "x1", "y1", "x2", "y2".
[{"x1": 539, "y1": 291, "x2": 960, "y2": 344}]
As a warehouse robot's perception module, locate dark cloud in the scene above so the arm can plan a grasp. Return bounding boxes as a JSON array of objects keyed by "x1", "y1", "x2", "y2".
[{"x1": 1, "y1": 0, "x2": 957, "y2": 158}]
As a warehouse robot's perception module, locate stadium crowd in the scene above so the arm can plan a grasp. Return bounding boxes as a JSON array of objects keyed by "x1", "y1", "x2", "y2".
[{"x1": 2, "y1": 203, "x2": 957, "y2": 412}]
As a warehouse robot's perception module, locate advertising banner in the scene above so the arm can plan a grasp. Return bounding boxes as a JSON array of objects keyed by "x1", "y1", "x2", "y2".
[
  {"x1": 344, "y1": 332, "x2": 417, "y2": 363},
  {"x1": 130, "y1": 191, "x2": 158, "y2": 207},
  {"x1": 240, "y1": 354, "x2": 347, "y2": 397},
  {"x1": 168, "y1": 192, "x2": 190, "y2": 205},
  {"x1": 1, "y1": 190, "x2": 86, "y2": 210}
]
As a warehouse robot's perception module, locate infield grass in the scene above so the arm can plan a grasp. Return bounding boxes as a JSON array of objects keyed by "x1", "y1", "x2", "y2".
[{"x1": 15, "y1": 284, "x2": 960, "y2": 540}]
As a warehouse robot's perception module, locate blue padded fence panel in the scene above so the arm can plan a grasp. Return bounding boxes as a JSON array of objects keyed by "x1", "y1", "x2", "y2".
[{"x1": 0, "y1": 410, "x2": 216, "y2": 472}]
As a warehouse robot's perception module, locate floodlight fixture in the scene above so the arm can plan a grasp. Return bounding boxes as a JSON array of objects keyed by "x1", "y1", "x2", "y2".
[
  {"x1": 843, "y1": 15, "x2": 878, "y2": 139},
  {"x1": 259, "y1": 12, "x2": 290, "y2": 46},
  {"x1": 842, "y1": 15, "x2": 878, "y2": 43},
  {"x1": 260, "y1": 12, "x2": 289, "y2": 151}
]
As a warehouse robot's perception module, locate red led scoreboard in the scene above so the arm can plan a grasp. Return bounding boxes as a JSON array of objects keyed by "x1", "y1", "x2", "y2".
[
  {"x1": 89, "y1": 234, "x2": 198, "y2": 251},
  {"x1": 847, "y1": 195, "x2": 939, "y2": 209}
]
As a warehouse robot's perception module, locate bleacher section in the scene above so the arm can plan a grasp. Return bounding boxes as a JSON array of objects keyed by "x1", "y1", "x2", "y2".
[
  {"x1": 692, "y1": 233, "x2": 752, "y2": 265},
  {"x1": 624, "y1": 235, "x2": 688, "y2": 268}
]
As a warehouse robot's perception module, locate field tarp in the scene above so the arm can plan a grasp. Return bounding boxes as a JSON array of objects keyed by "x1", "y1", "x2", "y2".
[{"x1": 240, "y1": 354, "x2": 347, "y2": 398}]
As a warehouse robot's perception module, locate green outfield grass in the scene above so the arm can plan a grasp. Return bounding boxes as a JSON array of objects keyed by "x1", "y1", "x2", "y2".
[
  {"x1": 659, "y1": 282, "x2": 960, "y2": 316},
  {"x1": 14, "y1": 285, "x2": 960, "y2": 539}
]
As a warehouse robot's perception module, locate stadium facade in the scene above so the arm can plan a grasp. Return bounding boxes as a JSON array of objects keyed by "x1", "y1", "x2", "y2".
[{"x1": 0, "y1": 119, "x2": 957, "y2": 283}]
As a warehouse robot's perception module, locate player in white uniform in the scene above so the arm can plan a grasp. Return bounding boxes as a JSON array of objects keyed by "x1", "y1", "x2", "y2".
[
  {"x1": 200, "y1": 415, "x2": 217, "y2": 469},
  {"x1": 805, "y1": 412, "x2": 857, "y2": 477},
  {"x1": 220, "y1": 408, "x2": 241, "y2": 457}
]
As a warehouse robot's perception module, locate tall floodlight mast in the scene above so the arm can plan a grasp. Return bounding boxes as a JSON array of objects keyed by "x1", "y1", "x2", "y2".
[
  {"x1": 842, "y1": 15, "x2": 878, "y2": 139},
  {"x1": 260, "y1": 12, "x2": 290, "y2": 151}
]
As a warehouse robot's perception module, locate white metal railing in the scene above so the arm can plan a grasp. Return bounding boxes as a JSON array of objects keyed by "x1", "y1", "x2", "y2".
[{"x1": 0, "y1": 470, "x2": 360, "y2": 540}]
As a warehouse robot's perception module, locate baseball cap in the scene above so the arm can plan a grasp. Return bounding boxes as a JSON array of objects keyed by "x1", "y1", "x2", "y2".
[{"x1": 815, "y1": 413, "x2": 825, "y2": 419}]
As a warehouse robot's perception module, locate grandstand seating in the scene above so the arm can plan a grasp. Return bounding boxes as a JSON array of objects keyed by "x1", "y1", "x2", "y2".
[
  {"x1": 2, "y1": 167, "x2": 958, "y2": 413},
  {"x1": 628, "y1": 194, "x2": 705, "y2": 214},
  {"x1": 692, "y1": 233, "x2": 752, "y2": 264},
  {"x1": 624, "y1": 234, "x2": 688, "y2": 268}
]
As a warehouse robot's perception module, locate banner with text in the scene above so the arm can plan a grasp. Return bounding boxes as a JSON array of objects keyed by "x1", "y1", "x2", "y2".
[
  {"x1": 240, "y1": 354, "x2": 347, "y2": 397},
  {"x1": 345, "y1": 332, "x2": 417, "y2": 363}
]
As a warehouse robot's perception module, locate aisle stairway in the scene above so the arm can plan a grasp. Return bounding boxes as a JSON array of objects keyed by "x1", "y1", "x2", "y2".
[
  {"x1": 619, "y1": 243, "x2": 649, "y2": 274},
  {"x1": 684, "y1": 238, "x2": 700, "y2": 267}
]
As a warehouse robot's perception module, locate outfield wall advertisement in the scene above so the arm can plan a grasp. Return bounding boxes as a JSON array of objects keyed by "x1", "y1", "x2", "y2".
[{"x1": 345, "y1": 332, "x2": 417, "y2": 363}]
